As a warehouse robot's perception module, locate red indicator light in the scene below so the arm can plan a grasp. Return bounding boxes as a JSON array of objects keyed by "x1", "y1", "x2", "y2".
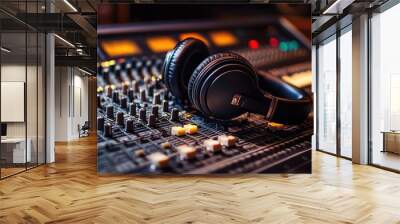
[
  {"x1": 269, "y1": 37, "x2": 279, "y2": 48},
  {"x1": 248, "y1": 39, "x2": 260, "y2": 49}
]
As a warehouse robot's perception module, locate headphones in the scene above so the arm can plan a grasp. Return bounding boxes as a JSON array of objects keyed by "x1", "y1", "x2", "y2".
[{"x1": 162, "y1": 38, "x2": 311, "y2": 125}]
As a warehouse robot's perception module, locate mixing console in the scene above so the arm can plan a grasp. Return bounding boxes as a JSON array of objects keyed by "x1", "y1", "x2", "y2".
[{"x1": 97, "y1": 16, "x2": 312, "y2": 174}]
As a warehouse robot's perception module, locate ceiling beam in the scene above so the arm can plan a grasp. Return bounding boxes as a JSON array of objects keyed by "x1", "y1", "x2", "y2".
[
  {"x1": 67, "y1": 13, "x2": 97, "y2": 46},
  {"x1": 55, "y1": 55, "x2": 96, "y2": 71},
  {"x1": 322, "y1": 0, "x2": 356, "y2": 15}
]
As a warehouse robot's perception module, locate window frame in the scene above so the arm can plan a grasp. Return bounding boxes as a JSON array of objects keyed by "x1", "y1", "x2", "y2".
[{"x1": 314, "y1": 23, "x2": 353, "y2": 161}]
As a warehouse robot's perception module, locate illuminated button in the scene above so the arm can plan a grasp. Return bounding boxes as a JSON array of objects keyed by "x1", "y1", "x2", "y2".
[
  {"x1": 269, "y1": 37, "x2": 279, "y2": 48},
  {"x1": 171, "y1": 126, "x2": 185, "y2": 136},
  {"x1": 148, "y1": 152, "x2": 169, "y2": 168},
  {"x1": 101, "y1": 40, "x2": 141, "y2": 57},
  {"x1": 209, "y1": 31, "x2": 237, "y2": 47},
  {"x1": 135, "y1": 149, "x2": 145, "y2": 157},
  {"x1": 108, "y1": 60, "x2": 116, "y2": 67},
  {"x1": 177, "y1": 145, "x2": 197, "y2": 160},
  {"x1": 183, "y1": 124, "x2": 198, "y2": 135},
  {"x1": 218, "y1": 135, "x2": 237, "y2": 147},
  {"x1": 160, "y1": 141, "x2": 172, "y2": 150},
  {"x1": 100, "y1": 60, "x2": 115, "y2": 68},
  {"x1": 279, "y1": 42, "x2": 289, "y2": 52},
  {"x1": 146, "y1": 36, "x2": 177, "y2": 53},
  {"x1": 97, "y1": 86, "x2": 104, "y2": 93},
  {"x1": 204, "y1": 139, "x2": 222, "y2": 153},
  {"x1": 248, "y1": 39, "x2": 260, "y2": 49},
  {"x1": 288, "y1": 40, "x2": 299, "y2": 51}
]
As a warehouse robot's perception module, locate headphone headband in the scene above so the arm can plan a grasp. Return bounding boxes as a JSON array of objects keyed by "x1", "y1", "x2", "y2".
[
  {"x1": 163, "y1": 38, "x2": 311, "y2": 125},
  {"x1": 230, "y1": 72, "x2": 311, "y2": 125}
]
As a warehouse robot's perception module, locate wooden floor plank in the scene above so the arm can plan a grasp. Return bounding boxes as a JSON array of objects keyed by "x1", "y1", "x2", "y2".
[{"x1": 0, "y1": 135, "x2": 400, "y2": 224}]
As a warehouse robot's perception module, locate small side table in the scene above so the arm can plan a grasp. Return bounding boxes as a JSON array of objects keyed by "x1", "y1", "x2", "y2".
[{"x1": 381, "y1": 131, "x2": 400, "y2": 154}]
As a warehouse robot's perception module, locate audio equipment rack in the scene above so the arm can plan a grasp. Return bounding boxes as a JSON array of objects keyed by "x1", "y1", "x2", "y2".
[{"x1": 97, "y1": 16, "x2": 313, "y2": 174}]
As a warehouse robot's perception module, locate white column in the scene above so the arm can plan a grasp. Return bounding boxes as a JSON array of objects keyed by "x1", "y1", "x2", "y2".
[
  {"x1": 45, "y1": 0, "x2": 55, "y2": 163},
  {"x1": 352, "y1": 14, "x2": 369, "y2": 164},
  {"x1": 46, "y1": 32, "x2": 55, "y2": 163}
]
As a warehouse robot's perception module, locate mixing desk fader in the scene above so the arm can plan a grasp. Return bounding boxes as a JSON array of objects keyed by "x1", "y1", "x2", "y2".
[{"x1": 97, "y1": 12, "x2": 313, "y2": 174}]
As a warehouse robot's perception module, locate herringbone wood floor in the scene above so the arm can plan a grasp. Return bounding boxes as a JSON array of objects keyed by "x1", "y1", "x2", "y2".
[{"x1": 1, "y1": 135, "x2": 400, "y2": 224}]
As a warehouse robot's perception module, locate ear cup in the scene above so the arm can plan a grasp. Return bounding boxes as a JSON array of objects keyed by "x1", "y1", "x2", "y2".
[
  {"x1": 162, "y1": 38, "x2": 209, "y2": 103},
  {"x1": 187, "y1": 53, "x2": 226, "y2": 110},
  {"x1": 188, "y1": 52, "x2": 260, "y2": 119}
]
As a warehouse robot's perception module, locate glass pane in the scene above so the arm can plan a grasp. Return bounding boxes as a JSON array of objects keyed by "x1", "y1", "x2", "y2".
[
  {"x1": 317, "y1": 37, "x2": 337, "y2": 154},
  {"x1": 26, "y1": 0, "x2": 38, "y2": 169},
  {"x1": 1, "y1": 30, "x2": 27, "y2": 177},
  {"x1": 371, "y1": 4, "x2": 400, "y2": 171},
  {"x1": 27, "y1": 30, "x2": 38, "y2": 169},
  {"x1": 38, "y1": 32, "x2": 45, "y2": 165},
  {"x1": 339, "y1": 29, "x2": 352, "y2": 158}
]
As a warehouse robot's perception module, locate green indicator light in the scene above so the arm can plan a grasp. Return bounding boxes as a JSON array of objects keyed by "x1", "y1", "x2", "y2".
[
  {"x1": 279, "y1": 42, "x2": 289, "y2": 52},
  {"x1": 288, "y1": 41, "x2": 299, "y2": 51}
]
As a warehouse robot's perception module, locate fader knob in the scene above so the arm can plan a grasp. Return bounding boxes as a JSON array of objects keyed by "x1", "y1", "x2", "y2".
[
  {"x1": 147, "y1": 85, "x2": 154, "y2": 97},
  {"x1": 151, "y1": 105, "x2": 159, "y2": 118},
  {"x1": 116, "y1": 111, "x2": 124, "y2": 126},
  {"x1": 97, "y1": 95, "x2": 101, "y2": 108},
  {"x1": 163, "y1": 91, "x2": 170, "y2": 101},
  {"x1": 127, "y1": 89, "x2": 134, "y2": 102},
  {"x1": 122, "y1": 83, "x2": 129, "y2": 95},
  {"x1": 106, "y1": 106, "x2": 114, "y2": 119},
  {"x1": 112, "y1": 91, "x2": 119, "y2": 104},
  {"x1": 129, "y1": 103, "x2": 136, "y2": 116},
  {"x1": 104, "y1": 123, "x2": 112, "y2": 137},
  {"x1": 126, "y1": 118, "x2": 134, "y2": 133},
  {"x1": 170, "y1": 108, "x2": 179, "y2": 121},
  {"x1": 144, "y1": 76, "x2": 152, "y2": 85},
  {"x1": 153, "y1": 93, "x2": 161, "y2": 105},
  {"x1": 106, "y1": 86, "x2": 112, "y2": 97},
  {"x1": 140, "y1": 89, "x2": 146, "y2": 102},
  {"x1": 148, "y1": 114, "x2": 156, "y2": 127},
  {"x1": 135, "y1": 60, "x2": 143, "y2": 68},
  {"x1": 162, "y1": 100, "x2": 169, "y2": 112},
  {"x1": 120, "y1": 97, "x2": 128, "y2": 109},
  {"x1": 146, "y1": 60, "x2": 152, "y2": 67},
  {"x1": 139, "y1": 108, "x2": 146, "y2": 122},
  {"x1": 132, "y1": 80, "x2": 139, "y2": 92},
  {"x1": 115, "y1": 65, "x2": 121, "y2": 76},
  {"x1": 108, "y1": 64, "x2": 115, "y2": 72},
  {"x1": 97, "y1": 116, "x2": 104, "y2": 131}
]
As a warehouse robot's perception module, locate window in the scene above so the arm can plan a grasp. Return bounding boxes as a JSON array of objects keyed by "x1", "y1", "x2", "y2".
[
  {"x1": 317, "y1": 35, "x2": 337, "y2": 154},
  {"x1": 339, "y1": 28, "x2": 352, "y2": 158},
  {"x1": 0, "y1": 1, "x2": 46, "y2": 179},
  {"x1": 371, "y1": 3, "x2": 400, "y2": 171}
]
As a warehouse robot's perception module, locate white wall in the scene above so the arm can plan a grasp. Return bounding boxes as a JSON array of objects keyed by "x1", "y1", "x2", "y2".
[
  {"x1": 1, "y1": 63, "x2": 46, "y2": 164},
  {"x1": 1, "y1": 64, "x2": 38, "y2": 138},
  {"x1": 54, "y1": 67, "x2": 89, "y2": 141},
  {"x1": 55, "y1": 66, "x2": 68, "y2": 141}
]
